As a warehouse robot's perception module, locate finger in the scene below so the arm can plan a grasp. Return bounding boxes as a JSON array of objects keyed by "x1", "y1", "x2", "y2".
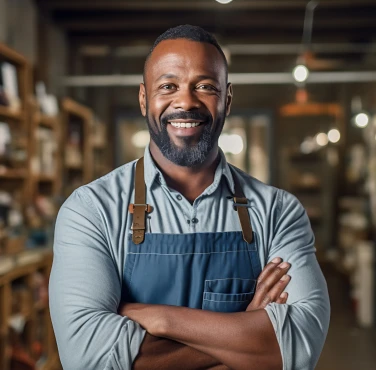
[
  {"x1": 259, "y1": 276, "x2": 290, "y2": 308},
  {"x1": 252, "y1": 263, "x2": 290, "y2": 307},
  {"x1": 276, "y1": 292, "x2": 288, "y2": 304},
  {"x1": 256, "y1": 262, "x2": 291, "y2": 294},
  {"x1": 257, "y1": 257, "x2": 282, "y2": 284},
  {"x1": 267, "y1": 274, "x2": 291, "y2": 302}
]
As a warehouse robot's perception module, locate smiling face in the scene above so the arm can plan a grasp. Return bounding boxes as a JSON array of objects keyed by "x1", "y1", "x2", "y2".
[{"x1": 139, "y1": 38, "x2": 233, "y2": 167}]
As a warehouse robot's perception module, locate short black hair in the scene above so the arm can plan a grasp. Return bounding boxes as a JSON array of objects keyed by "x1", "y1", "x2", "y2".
[{"x1": 143, "y1": 24, "x2": 228, "y2": 82}]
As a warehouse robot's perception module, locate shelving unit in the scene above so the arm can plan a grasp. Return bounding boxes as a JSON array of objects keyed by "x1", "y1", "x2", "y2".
[
  {"x1": 0, "y1": 249, "x2": 58, "y2": 370},
  {"x1": 0, "y1": 43, "x2": 61, "y2": 370},
  {"x1": 278, "y1": 102, "x2": 344, "y2": 258},
  {"x1": 29, "y1": 101, "x2": 61, "y2": 203},
  {"x1": 91, "y1": 118, "x2": 111, "y2": 179},
  {"x1": 61, "y1": 98, "x2": 93, "y2": 197},
  {"x1": 0, "y1": 43, "x2": 31, "y2": 256}
]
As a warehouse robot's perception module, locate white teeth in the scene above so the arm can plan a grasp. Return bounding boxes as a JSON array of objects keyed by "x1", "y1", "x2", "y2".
[{"x1": 170, "y1": 122, "x2": 201, "y2": 128}]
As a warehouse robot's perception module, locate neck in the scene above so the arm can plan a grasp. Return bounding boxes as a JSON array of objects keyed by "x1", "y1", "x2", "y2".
[{"x1": 149, "y1": 141, "x2": 220, "y2": 203}]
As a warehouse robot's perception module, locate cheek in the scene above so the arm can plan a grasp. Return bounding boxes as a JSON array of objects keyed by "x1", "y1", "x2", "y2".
[
  {"x1": 208, "y1": 97, "x2": 226, "y2": 119},
  {"x1": 149, "y1": 96, "x2": 171, "y2": 119}
]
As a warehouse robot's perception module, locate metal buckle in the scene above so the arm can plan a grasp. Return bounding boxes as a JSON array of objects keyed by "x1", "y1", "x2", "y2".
[{"x1": 128, "y1": 203, "x2": 152, "y2": 214}]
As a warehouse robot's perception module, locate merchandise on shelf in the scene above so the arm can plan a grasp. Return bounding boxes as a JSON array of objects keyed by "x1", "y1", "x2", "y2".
[
  {"x1": 35, "y1": 127, "x2": 57, "y2": 176},
  {"x1": 0, "y1": 121, "x2": 11, "y2": 166},
  {"x1": 0, "y1": 61, "x2": 20, "y2": 111},
  {"x1": 0, "y1": 191, "x2": 25, "y2": 255}
]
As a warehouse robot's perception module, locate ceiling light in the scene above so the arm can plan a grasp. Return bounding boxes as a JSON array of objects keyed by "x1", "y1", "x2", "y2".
[
  {"x1": 316, "y1": 133, "x2": 328, "y2": 146},
  {"x1": 354, "y1": 112, "x2": 369, "y2": 128},
  {"x1": 219, "y1": 134, "x2": 244, "y2": 155},
  {"x1": 328, "y1": 129, "x2": 340, "y2": 143},
  {"x1": 293, "y1": 64, "x2": 309, "y2": 83},
  {"x1": 216, "y1": 0, "x2": 233, "y2": 3},
  {"x1": 131, "y1": 130, "x2": 150, "y2": 148},
  {"x1": 300, "y1": 136, "x2": 315, "y2": 154}
]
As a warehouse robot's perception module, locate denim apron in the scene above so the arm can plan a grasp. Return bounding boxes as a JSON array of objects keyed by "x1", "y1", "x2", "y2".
[{"x1": 123, "y1": 158, "x2": 262, "y2": 313}]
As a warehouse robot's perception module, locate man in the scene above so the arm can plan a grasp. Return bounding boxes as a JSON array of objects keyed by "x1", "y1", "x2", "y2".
[{"x1": 50, "y1": 25, "x2": 330, "y2": 370}]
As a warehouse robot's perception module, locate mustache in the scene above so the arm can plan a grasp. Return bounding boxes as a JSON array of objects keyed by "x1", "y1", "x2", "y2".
[{"x1": 160, "y1": 111, "x2": 212, "y2": 126}]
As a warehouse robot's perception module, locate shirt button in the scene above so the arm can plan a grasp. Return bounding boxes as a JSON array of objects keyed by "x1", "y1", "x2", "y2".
[
  {"x1": 176, "y1": 195, "x2": 182, "y2": 200},
  {"x1": 191, "y1": 217, "x2": 199, "y2": 224}
]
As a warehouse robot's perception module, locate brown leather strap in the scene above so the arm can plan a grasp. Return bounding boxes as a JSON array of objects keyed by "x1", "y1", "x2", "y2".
[
  {"x1": 229, "y1": 166, "x2": 253, "y2": 244},
  {"x1": 129, "y1": 157, "x2": 151, "y2": 244},
  {"x1": 129, "y1": 158, "x2": 252, "y2": 244}
]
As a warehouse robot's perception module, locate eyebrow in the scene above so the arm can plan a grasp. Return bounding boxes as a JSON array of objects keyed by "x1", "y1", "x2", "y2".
[
  {"x1": 156, "y1": 73, "x2": 178, "y2": 81},
  {"x1": 156, "y1": 74, "x2": 220, "y2": 84}
]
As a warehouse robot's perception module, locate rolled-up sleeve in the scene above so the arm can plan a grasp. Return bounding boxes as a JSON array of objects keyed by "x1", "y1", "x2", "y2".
[
  {"x1": 49, "y1": 188, "x2": 146, "y2": 370},
  {"x1": 264, "y1": 190, "x2": 330, "y2": 370}
]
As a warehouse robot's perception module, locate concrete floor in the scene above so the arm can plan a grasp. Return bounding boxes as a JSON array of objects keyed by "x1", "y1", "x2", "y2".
[{"x1": 316, "y1": 265, "x2": 376, "y2": 370}]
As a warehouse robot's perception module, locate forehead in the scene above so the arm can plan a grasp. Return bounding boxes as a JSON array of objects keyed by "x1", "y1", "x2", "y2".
[{"x1": 145, "y1": 39, "x2": 227, "y2": 83}]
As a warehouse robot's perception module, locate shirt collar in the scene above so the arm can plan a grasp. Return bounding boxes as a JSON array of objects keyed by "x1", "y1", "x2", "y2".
[{"x1": 143, "y1": 144, "x2": 235, "y2": 194}]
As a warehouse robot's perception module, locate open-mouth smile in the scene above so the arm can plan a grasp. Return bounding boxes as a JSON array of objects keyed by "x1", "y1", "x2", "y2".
[{"x1": 169, "y1": 121, "x2": 204, "y2": 128}]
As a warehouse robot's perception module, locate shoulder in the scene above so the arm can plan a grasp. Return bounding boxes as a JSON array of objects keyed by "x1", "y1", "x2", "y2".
[
  {"x1": 80, "y1": 159, "x2": 137, "y2": 200},
  {"x1": 229, "y1": 165, "x2": 280, "y2": 204},
  {"x1": 229, "y1": 165, "x2": 303, "y2": 219},
  {"x1": 60, "y1": 160, "x2": 137, "y2": 218}
]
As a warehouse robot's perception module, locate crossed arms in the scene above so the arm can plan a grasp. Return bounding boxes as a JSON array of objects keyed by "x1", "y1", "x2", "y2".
[{"x1": 121, "y1": 259, "x2": 291, "y2": 370}]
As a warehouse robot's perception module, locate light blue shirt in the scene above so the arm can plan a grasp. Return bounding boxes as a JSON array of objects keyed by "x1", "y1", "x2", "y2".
[{"x1": 49, "y1": 146, "x2": 330, "y2": 370}]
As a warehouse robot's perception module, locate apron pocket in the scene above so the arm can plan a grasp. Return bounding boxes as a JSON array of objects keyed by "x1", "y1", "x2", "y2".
[{"x1": 202, "y1": 278, "x2": 256, "y2": 313}]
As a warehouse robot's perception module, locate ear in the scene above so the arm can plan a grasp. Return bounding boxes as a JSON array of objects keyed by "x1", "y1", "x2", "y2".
[
  {"x1": 139, "y1": 83, "x2": 147, "y2": 116},
  {"x1": 225, "y1": 83, "x2": 233, "y2": 116}
]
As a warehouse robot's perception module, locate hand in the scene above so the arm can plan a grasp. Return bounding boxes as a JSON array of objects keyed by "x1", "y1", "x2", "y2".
[
  {"x1": 246, "y1": 257, "x2": 291, "y2": 311},
  {"x1": 118, "y1": 302, "x2": 164, "y2": 336}
]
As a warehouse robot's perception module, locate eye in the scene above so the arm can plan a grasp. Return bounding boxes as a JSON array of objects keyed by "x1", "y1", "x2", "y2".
[
  {"x1": 197, "y1": 84, "x2": 217, "y2": 91},
  {"x1": 160, "y1": 84, "x2": 177, "y2": 91}
]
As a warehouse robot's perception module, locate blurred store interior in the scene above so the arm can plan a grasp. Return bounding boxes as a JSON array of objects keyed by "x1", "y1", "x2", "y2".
[{"x1": 0, "y1": 0, "x2": 375, "y2": 369}]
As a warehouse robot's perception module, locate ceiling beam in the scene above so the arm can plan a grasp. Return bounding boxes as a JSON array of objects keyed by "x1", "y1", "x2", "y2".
[
  {"x1": 56, "y1": 15, "x2": 376, "y2": 31},
  {"x1": 77, "y1": 43, "x2": 376, "y2": 57},
  {"x1": 37, "y1": 0, "x2": 376, "y2": 11},
  {"x1": 62, "y1": 71, "x2": 376, "y2": 87},
  {"x1": 67, "y1": 29, "x2": 376, "y2": 46}
]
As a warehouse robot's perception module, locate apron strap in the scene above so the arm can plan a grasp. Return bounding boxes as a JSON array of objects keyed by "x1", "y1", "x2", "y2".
[
  {"x1": 128, "y1": 157, "x2": 253, "y2": 245},
  {"x1": 229, "y1": 166, "x2": 254, "y2": 244},
  {"x1": 128, "y1": 157, "x2": 152, "y2": 244}
]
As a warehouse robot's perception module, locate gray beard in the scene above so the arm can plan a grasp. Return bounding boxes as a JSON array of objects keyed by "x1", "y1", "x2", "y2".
[{"x1": 146, "y1": 117, "x2": 217, "y2": 167}]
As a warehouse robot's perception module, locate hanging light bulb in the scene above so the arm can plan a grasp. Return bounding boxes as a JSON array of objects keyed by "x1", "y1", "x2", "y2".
[
  {"x1": 351, "y1": 96, "x2": 370, "y2": 129},
  {"x1": 132, "y1": 130, "x2": 150, "y2": 148},
  {"x1": 328, "y1": 129, "x2": 340, "y2": 143},
  {"x1": 293, "y1": 64, "x2": 309, "y2": 83},
  {"x1": 216, "y1": 0, "x2": 233, "y2": 4},
  {"x1": 354, "y1": 112, "x2": 369, "y2": 128},
  {"x1": 316, "y1": 132, "x2": 328, "y2": 146}
]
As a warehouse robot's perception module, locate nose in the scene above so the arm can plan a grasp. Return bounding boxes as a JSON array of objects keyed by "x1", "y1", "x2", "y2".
[{"x1": 172, "y1": 87, "x2": 201, "y2": 111}]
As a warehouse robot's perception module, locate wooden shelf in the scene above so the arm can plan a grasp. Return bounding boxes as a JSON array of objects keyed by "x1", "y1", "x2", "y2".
[
  {"x1": 288, "y1": 151, "x2": 323, "y2": 163},
  {"x1": 92, "y1": 141, "x2": 107, "y2": 149},
  {"x1": 65, "y1": 163, "x2": 83, "y2": 170},
  {"x1": 0, "y1": 106, "x2": 24, "y2": 120},
  {"x1": 39, "y1": 352, "x2": 61, "y2": 370},
  {"x1": 61, "y1": 98, "x2": 93, "y2": 188},
  {"x1": 0, "y1": 168, "x2": 27, "y2": 179},
  {"x1": 37, "y1": 115, "x2": 58, "y2": 129},
  {"x1": 62, "y1": 98, "x2": 92, "y2": 119},
  {"x1": 290, "y1": 185, "x2": 322, "y2": 193},
  {"x1": 279, "y1": 103, "x2": 343, "y2": 117},
  {"x1": 36, "y1": 174, "x2": 56, "y2": 183},
  {"x1": 34, "y1": 301, "x2": 48, "y2": 312},
  {"x1": 0, "y1": 43, "x2": 28, "y2": 65}
]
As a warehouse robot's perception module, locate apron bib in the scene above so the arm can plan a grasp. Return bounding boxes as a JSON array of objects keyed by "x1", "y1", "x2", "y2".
[{"x1": 123, "y1": 158, "x2": 262, "y2": 313}]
